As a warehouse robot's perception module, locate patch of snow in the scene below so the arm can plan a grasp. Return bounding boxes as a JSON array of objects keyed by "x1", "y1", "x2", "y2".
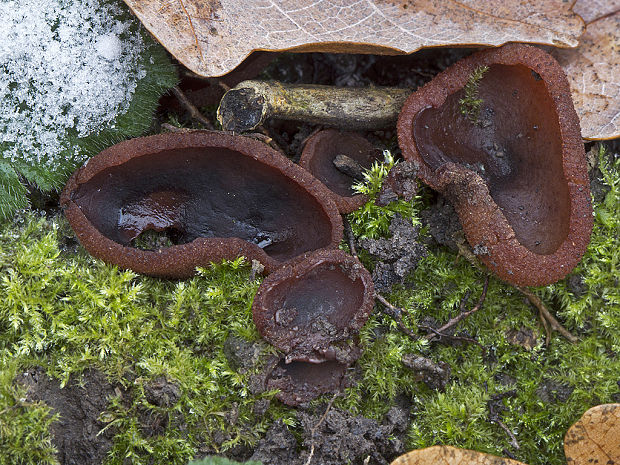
[{"x1": 0, "y1": 0, "x2": 148, "y2": 167}]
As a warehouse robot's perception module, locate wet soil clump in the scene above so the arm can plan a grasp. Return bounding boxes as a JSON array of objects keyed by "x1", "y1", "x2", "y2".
[
  {"x1": 249, "y1": 402, "x2": 410, "y2": 465},
  {"x1": 359, "y1": 214, "x2": 426, "y2": 292},
  {"x1": 15, "y1": 367, "x2": 121, "y2": 465}
]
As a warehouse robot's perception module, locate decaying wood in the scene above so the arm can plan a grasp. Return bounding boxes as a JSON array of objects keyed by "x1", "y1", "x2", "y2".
[{"x1": 217, "y1": 80, "x2": 411, "y2": 132}]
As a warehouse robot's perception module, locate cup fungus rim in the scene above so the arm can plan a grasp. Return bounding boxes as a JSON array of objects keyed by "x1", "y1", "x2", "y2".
[
  {"x1": 299, "y1": 129, "x2": 376, "y2": 214},
  {"x1": 252, "y1": 248, "x2": 374, "y2": 360},
  {"x1": 397, "y1": 44, "x2": 593, "y2": 286},
  {"x1": 60, "y1": 130, "x2": 344, "y2": 279}
]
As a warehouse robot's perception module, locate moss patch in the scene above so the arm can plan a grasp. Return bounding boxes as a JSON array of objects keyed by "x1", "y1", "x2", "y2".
[{"x1": 0, "y1": 145, "x2": 618, "y2": 465}]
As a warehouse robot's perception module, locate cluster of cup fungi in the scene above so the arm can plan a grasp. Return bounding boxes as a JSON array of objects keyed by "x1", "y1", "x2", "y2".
[{"x1": 61, "y1": 44, "x2": 592, "y2": 405}]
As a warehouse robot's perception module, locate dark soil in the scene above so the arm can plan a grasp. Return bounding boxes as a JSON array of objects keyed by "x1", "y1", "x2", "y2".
[
  {"x1": 249, "y1": 401, "x2": 410, "y2": 465},
  {"x1": 359, "y1": 214, "x2": 427, "y2": 292},
  {"x1": 401, "y1": 354, "x2": 451, "y2": 391},
  {"x1": 15, "y1": 367, "x2": 122, "y2": 465}
]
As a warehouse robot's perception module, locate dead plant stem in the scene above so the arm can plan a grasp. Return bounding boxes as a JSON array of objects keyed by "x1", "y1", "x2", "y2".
[
  {"x1": 304, "y1": 392, "x2": 339, "y2": 465},
  {"x1": 171, "y1": 86, "x2": 215, "y2": 129},
  {"x1": 517, "y1": 287, "x2": 578, "y2": 344}
]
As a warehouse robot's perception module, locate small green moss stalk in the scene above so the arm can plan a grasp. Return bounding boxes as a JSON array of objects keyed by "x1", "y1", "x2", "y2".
[
  {"x1": 348, "y1": 150, "x2": 419, "y2": 239},
  {"x1": 0, "y1": 362, "x2": 58, "y2": 465},
  {"x1": 459, "y1": 65, "x2": 489, "y2": 124}
]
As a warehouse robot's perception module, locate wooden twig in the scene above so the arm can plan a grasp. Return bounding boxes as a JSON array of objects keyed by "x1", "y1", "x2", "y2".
[
  {"x1": 304, "y1": 393, "x2": 339, "y2": 465},
  {"x1": 217, "y1": 80, "x2": 412, "y2": 132},
  {"x1": 495, "y1": 418, "x2": 520, "y2": 450},
  {"x1": 454, "y1": 237, "x2": 577, "y2": 345},
  {"x1": 517, "y1": 287, "x2": 578, "y2": 344},
  {"x1": 342, "y1": 216, "x2": 358, "y2": 259},
  {"x1": 161, "y1": 123, "x2": 192, "y2": 133},
  {"x1": 428, "y1": 275, "x2": 489, "y2": 339},
  {"x1": 374, "y1": 293, "x2": 419, "y2": 340},
  {"x1": 419, "y1": 324, "x2": 486, "y2": 352},
  {"x1": 171, "y1": 86, "x2": 215, "y2": 129}
]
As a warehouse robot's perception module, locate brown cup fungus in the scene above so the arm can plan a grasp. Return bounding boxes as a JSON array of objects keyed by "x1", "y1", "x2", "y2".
[
  {"x1": 397, "y1": 44, "x2": 592, "y2": 286},
  {"x1": 299, "y1": 130, "x2": 381, "y2": 213},
  {"x1": 266, "y1": 358, "x2": 350, "y2": 406},
  {"x1": 252, "y1": 249, "x2": 374, "y2": 364},
  {"x1": 61, "y1": 131, "x2": 343, "y2": 278}
]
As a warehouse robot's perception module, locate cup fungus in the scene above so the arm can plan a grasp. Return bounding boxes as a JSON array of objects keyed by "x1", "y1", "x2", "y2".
[
  {"x1": 299, "y1": 130, "x2": 381, "y2": 213},
  {"x1": 252, "y1": 249, "x2": 374, "y2": 363},
  {"x1": 397, "y1": 44, "x2": 592, "y2": 286},
  {"x1": 61, "y1": 131, "x2": 343, "y2": 278},
  {"x1": 266, "y1": 358, "x2": 350, "y2": 406}
]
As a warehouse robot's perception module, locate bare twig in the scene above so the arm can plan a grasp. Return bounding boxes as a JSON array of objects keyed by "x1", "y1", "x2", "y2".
[
  {"x1": 342, "y1": 216, "x2": 358, "y2": 259},
  {"x1": 452, "y1": 238, "x2": 576, "y2": 345},
  {"x1": 304, "y1": 392, "x2": 339, "y2": 465},
  {"x1": 217, "y1": 80, "x2": 411, "y2": 132},
  {"x1": 374, "y1": 293, "x2": 419, "y2": 341},
  {"x1": 517, "y1": 287, "x2": 578, "y2": 344},
  {"x1": 161, "y1": 123, "x2": 192, "y2": 133},
  {"x1": 419, "y1": 324, "x2": 486, "y2": 352},
  {"x1": 375, "y1": 276, "x2": 488, "y2": 348},
  {"x1": 495, "y1": 418, "x2": 520, "y2": 450},
  {"x1": 429, "y1": 275, "x2": 489, "y2": 339},
  {"x1": 171, "y1": 86, "x2": 215, "y2": 129}
]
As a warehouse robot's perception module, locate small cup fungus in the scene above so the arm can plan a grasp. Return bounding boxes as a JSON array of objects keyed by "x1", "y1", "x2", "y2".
[
  {"x1": 299, "y1": 129, "x2": 381, "y2": 213},
  {"x1": 252, "y1": 249, "x2": 374, "y2": 364},
  {"x1": 61, "y1": 131, "x2": 343, "y2": 278},
  {"x1": 265, "y1": 358, "x2": 350, "y2": 406},
  {"x1": 397, "y1": 44, "x2": 592, "y2": 286}
]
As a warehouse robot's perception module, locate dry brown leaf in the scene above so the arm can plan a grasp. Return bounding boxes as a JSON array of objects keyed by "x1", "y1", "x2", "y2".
[
  {"x1": 564, "y1": 403, "x2": 620, "y2": 465},
  {"x1": 390, "y1": 446, "x2": 528, "y2": 465},
  {"x1": 123, "y1": 0, "x2": 583, "y2": 77},
  {"x1": 573, "y1": 0, "x2": 620, "y2": 24},
  {"x1": 551, "y1": 11, "x2": 620, "y2": 140}
]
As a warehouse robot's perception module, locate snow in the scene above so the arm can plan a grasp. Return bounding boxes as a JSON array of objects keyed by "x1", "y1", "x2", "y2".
[{"x1": 0, "y1": 0, "x2": 148, "y2": 166}]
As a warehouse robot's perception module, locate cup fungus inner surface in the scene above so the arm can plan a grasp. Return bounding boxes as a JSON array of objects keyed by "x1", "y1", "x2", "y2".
[
  {"x1": 413, "y1": 64, "x2": 570, "y2": 255},
  {"x1": 267, "y1": 359, "x2": 347, "y2": 406},
  {"x1": 72, "y1": 147, "x2": 334, "y2": 261},
  {"x1": 268, "y1": 263, "x2": 365, "y2": 330},
  {"x1": 253, "y1": 250, "x2": 373, "y2": 361},
  {"x1": 303, "y1": 130, "x2": 380, "y2": 197}
]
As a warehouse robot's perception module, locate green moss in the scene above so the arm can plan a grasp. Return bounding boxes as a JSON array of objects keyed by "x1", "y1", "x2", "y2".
[
  {"x1": 0, "y1": 145, "x2": 618, "y2": 465},
  {"x1": 348, "y1": 150, "x2": 419, "y2": 239},
  {"x1": 337, "y1": 143, "x2": 620, "y2": 464},
  {"x1": 459, "y1": 65, "x2": 489, "y2": 124},
  {"x1": 0, "y1": 362, "x2": 58, "y2": 465},
  {"x1": 0, "y1": 215, "x2": 292, "y2": 465}
]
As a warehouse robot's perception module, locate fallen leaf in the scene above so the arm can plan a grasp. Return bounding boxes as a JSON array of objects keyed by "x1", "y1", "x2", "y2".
[
  {"x1": 390, "y1": 445, "x2": 528, "y2": 465},
  {"x1": 573, "y1": 0, "x2": 620, "y2": 24},
  {"x1": 551, "y1": 10, "x2": 620, "y2": 140},
  {"x1": 564, "y1": 403, "x2": 620, "y2": 465},
  {"x1": 123, "y1": 0, "x2": 583, "y2": 77}
]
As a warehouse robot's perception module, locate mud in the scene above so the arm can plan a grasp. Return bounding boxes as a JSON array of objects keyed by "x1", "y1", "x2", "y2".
[
  {"x1": 359, "y1": 214, "x2": 426, "y2": 292},
  {"x1": 249, "y1": 402, "x2": 410, "y2": 465},
  {"x1": 419, "y1": 195, "x2": 463, "y2": 251},
  {"x1": 401, "y1": 354, "x2": 451, "y2": 391},
  {"x1": 15, "y1": 367, "x2": 121, "y2": 465},
  {"x1": 536, "y1": 379, "x2": 574, "y2": 403}
]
